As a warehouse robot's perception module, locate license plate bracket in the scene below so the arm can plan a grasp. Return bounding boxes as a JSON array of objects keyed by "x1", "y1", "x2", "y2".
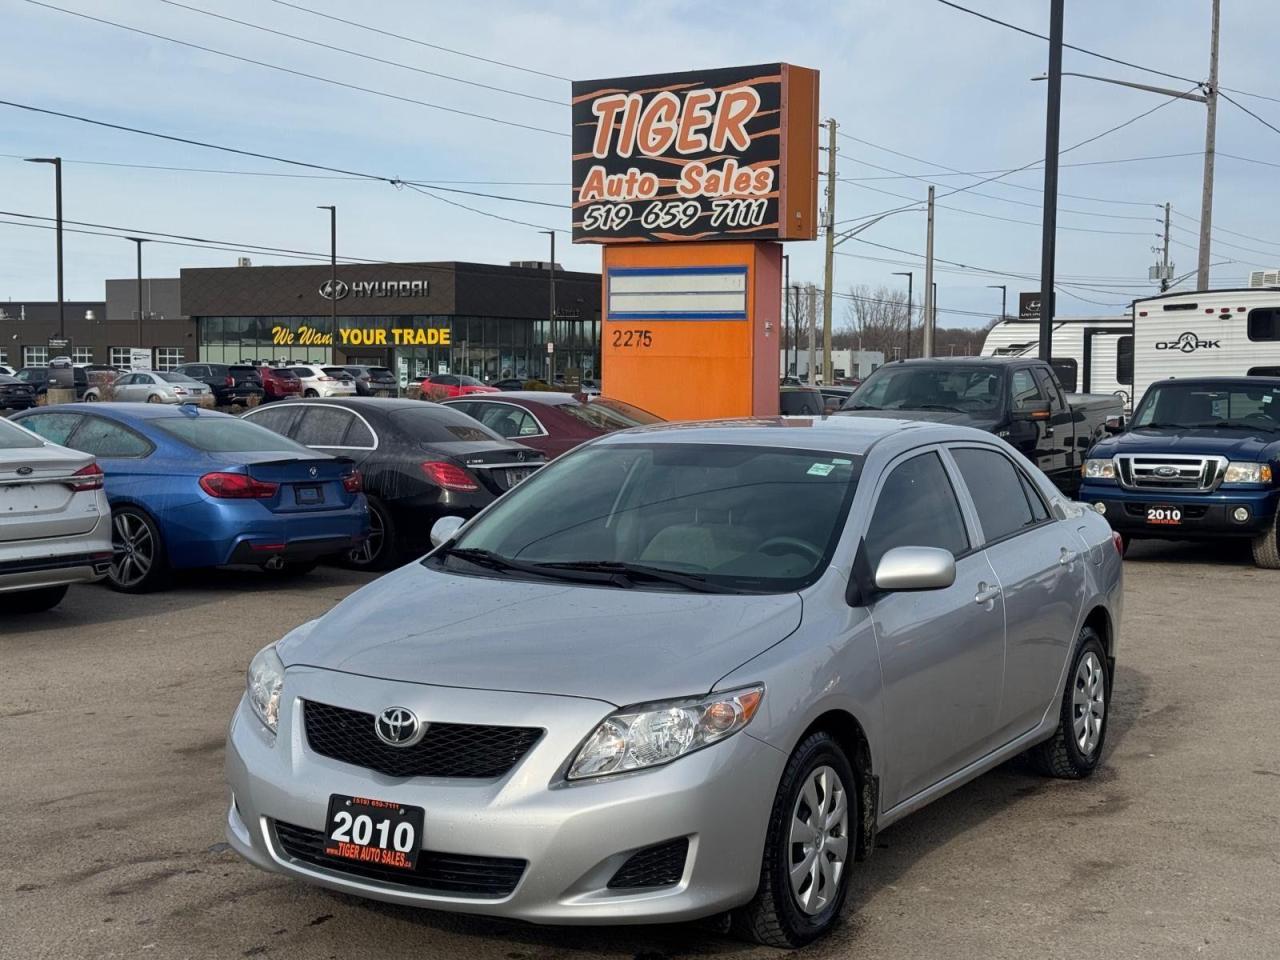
[
  {"x1": 506, "y1": 468, "x2": 533, "y2": 487},
  {"x1": 297, "y1": 484, "x2": 323, "y2": 505},
  {"x1": 323, "y1": 794, "x2": 423, "y2": 871},
  {"x1": 1146, "y1": 505, "x2": 1182, "y2": 526}
]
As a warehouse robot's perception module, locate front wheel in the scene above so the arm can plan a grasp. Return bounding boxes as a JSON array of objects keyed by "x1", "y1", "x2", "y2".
[
  {"x1": 1030, "y1": 627, "x2": 1110, "y2": 778},
  {"x1": 731, "y1": 731, "x2": 855, "y2": 948},
  {"x1": 1251, "y1": 511, "x2": 1280, "y2": 569},
  {"x1": 304, "y1": 389, "x2": 319, "y2": 398},
  {"x1": 82, "y1": 392, "x2": 98, "y2": 402}
]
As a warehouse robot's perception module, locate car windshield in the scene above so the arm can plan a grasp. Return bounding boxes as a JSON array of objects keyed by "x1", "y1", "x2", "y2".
[
  {"x1": 1132, "y1": 382, "x2": 1280, "y2": 431},
  {"x1": 847, "y1": 366, "x2": 1005, "y2": 415},
  {"x1": 155, "y1": 372, "x2": 202, "y2": 384},
  {"x1": 154, "y1": 416, "x2": 314, "y2": 452},
  {"x1": 389, "y1": 406, "x2": 504, "y2": 443},
  {"x1": 558, "y1": 397, "x2": 662, "y2": 431},
  {"x1": 0, "y1": 417, "x2": 43, "y2": 449},
  {"x1": 441, "y1": 442, "x2": 862, "y2": 593}
]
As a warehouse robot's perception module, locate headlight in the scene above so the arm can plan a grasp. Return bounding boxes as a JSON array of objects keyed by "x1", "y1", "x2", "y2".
[
  {"x1": 1222, "y1": 461, "x2": 1273, "y2": 484},
  {"x1": 567, "y1": 686, "x2": 764, "y2": 780},
  {"x1": 1082, "y1": 458, "x2": 1116, "y2": 480},
  {"x1": 246, "y1": 644, "x2": 285, "y2": 734}
]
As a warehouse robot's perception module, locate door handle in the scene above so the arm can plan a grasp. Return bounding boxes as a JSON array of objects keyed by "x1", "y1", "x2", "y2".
[
  {"x1": 975, "y1": 583, "x2": 1001, "y2": 605},
  {"x1": 1059, "y1": 547, "x2": 1077, "y2": 565}
]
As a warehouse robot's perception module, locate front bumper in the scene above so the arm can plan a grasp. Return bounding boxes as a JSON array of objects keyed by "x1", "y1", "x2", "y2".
[
  {"x1": 1080, "y1": 482, "x2": 1279, "y2": 538},
  {"x1": 225, "y1": 667, "x2": 784, "y2": 924}
]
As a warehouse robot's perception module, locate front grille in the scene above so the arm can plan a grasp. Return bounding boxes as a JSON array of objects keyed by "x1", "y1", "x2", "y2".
[
  {"x1": 1117, "y1": 455, "x2": 1225, "y2": 492},
  {"x1": 273, "y1": 820, "x2": 525, "y2": 897},
  {"x1": 607, "y1": 838, "x2": 689, "y2": 889},
  {"x1": 303, "y1": 700, "x2": 542, "y2": 779}
]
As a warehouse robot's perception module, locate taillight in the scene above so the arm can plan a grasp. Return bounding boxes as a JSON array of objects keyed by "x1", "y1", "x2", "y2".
[
  {"x1": 342, "y1": 470, "x2": 362, "y2": 493},
  {"x1": 225, "y1": 375, "x2": 234, "y2": 388},
  {"x1": 421, "y1": 461, "x2": 479, "y2": 492},
  {"x1": 1112, "y1": 531, "x2": 1125, "y2": 555},
  {"x1": 67, "y1": 462, "x2": 104, "y2": 491},
  {"x1": 199, "y1": 471, "x2": 279, "y2": 499},
  {"x1": 318, "y1": 376, "x2": 336, "y2": 382}
]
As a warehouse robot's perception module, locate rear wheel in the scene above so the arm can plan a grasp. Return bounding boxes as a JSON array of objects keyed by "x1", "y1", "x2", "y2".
[
  {"x1": 1251, "y1": 511, "x2": 1280, "y2": 569},
  {"x1": 5, "y1": 584, "x2": 69, "y2": 613},
  {"x1": 146, "y1": 394, "x2": 162, "y2": 403},
  {"x1": 82, "y1": 391, "x2": 98, "y2": 402},
  {"x1": 304, "y1": 389, "x2": 319, "y2": 398},
  {"x1": 731, "y1": 731, "x2": 855, "y2": 948},
  {"x1": 108, "y1": 506, "x2": 170, "y2": 593},
  {"x1": 345, "y1": 497, "x2": 398, "y2": 571},
  {"x1": 1030, "y1": 627, "x2": 1110, "y2": 778}
]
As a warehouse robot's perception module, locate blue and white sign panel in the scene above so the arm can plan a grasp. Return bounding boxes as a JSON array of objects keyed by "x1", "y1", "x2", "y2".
[{"x1": 607, "y1": 266, "x2": 747, "y2": 321}]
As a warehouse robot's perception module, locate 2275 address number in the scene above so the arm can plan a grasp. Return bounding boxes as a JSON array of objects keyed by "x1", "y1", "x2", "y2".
[{"x1": 611, "y1": 329, "x2": 653, "y2": 348}]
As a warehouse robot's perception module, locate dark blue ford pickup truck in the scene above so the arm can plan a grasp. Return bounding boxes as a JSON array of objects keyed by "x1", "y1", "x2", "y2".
[{"x1": 1079, "y1": 377, "x2": 1280, "y2": 567}]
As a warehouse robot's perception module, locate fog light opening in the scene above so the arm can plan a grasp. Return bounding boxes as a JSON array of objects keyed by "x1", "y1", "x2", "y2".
[
  {"x1": 1094, "y1": 502, "x2": 1107, "y2": 516},
  {"x1": 1232, "y1": 507, "x2": 1250, "y2": 523}
]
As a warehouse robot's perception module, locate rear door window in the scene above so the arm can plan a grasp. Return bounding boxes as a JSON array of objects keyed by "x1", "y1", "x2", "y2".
[
  {"x1": 950, "y1": 447, "x2": 1041, "y2": 543},
  {"x1": 1032, "y1": 367, "x2": 1067, "y2": 411},
  {"x1": 69, "y1": 417, "x2": 152, "y2": 459},
  {"x1": 474, "y1": 403, "x2": 542, "y2": 438},
  {"x1": 864, "y1": 451, "x2": 970, "y2": 570},
  {"x1": 243, "y1": 405, "x2": 303, "y2": 437},
  {"x1": 294, "y1": 407, "x2": 357, "y2": 447}
]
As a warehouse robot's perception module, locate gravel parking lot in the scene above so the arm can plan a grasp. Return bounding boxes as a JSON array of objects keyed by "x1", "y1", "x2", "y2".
[{"x1": 3, "y1": 544, "x2": 1277, "y2": 960}]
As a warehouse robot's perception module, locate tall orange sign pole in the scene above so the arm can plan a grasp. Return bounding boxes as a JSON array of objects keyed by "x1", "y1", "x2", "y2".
[{"x1": 572, "y1": 63, "x2": 820, "y2": 421}]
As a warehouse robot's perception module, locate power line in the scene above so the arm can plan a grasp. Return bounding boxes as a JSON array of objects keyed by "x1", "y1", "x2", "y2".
[
  {"x1": 1169, "y1": 208, "x2": 1280, "y2": 252},
  {"x1": 266, "y1": 0, "x2": 570, "y2": 83},
  {"x1": 1168, "y1": 236, "x2": 1269, "y2": 269},
  {"x1": 401, "y1": 182, "x2": 570, "y2": 234},
  {"x1": 0, "y1": 100, "x2": 569, "y2": 233},
  {"x1": 151, "y1": 0, "x2": 565, "y2": 107},
  {"x1": 1168, "y1": 221, "x2": 1280, "y2": 262},
  {"x1": 23, "y1": 0, "x2": 567, "y2": 137},
  {"x1": 1219, "y1": 90, "x2": 1280, "y2": 138}
]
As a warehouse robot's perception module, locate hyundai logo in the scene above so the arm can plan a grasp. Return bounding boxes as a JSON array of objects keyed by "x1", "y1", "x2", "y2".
[
  {"x1": 319, "y1": 279, "x2": 350, "y2": 301},
  {"x1": 374, "y1": 706, "x2": 425, "y2": 747}
]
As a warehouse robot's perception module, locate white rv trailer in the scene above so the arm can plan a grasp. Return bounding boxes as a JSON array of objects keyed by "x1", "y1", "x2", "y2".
[
  {"x1": 1131, "y1": 288, "x2": 1280, "y2": 405},
  {"x1": 981, "y1": 316, "x2": 1134, "y2": 407}
]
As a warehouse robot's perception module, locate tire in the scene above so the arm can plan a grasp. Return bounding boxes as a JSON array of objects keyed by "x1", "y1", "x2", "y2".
[
  {"x1": 146, "y1": 394, "x2": 163, "y2": 403},
  {"x1": 1030, "y1": 627, "x2": 1110, "y2": 779},
  {"x1": 304, "y1": 389, "x2": 319, "y2": 398},
  {"x1": 731, "y1": 731, "x2": 856, "y2": 948},
  {"x1": 5, "y1": 584, "x2": 69, "y2": 614},
  {"x1": 82, "y1": 392, "x2": 98, "y2": 402},
  {"x1": 1250, "y1": 511, "x2": 1280, "y2": 569},
  {"x1": 108, "y1": 506, "x2": 170, "y2": 593},
  {"x1": 343, "y1": 497, "x2": 398, "y2": 571}
]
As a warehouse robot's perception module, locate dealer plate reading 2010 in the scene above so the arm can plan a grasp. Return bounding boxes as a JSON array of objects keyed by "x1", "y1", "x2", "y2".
[
  {"x1": 1147, "y1": 506, "x2": 1183, "y2": 526},
  {"x1": 323, "y1": 795, "x2": 424, "y2": 870}
]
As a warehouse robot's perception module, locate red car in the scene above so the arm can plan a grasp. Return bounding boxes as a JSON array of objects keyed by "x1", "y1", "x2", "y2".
[
  {"x1": 419, "y1": 374, "x2": 500, "y2": 399},
  {"x1": 441, "y1": 392, "x2": 662, "y2": 459},
  {"x1": 258, "y1": 364, "x2": 302, "y2": 402}
]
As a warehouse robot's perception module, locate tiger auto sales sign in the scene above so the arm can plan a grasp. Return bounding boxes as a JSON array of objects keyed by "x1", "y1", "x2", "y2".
[{"x1": 572, "y1": 63, "x2": 819, "y2": 244}]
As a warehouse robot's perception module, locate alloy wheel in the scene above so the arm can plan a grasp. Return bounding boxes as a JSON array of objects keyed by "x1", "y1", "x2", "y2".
[
  {"x1": 788, "y1": 764, "x2": 849, "y2": 915},
  {"x1": 1072, "y1": 651, "x2": 1107, "y2": 756},
  {"x1": 348, "y1": 504, "x2": 385, "y2": 566},
  {"x1": 111, "y1": 512, "x2": 154, "y2": 588}
]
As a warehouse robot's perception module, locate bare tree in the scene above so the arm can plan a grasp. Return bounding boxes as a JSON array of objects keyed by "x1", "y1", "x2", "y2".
[{"x1": 844, "y1": 284, "x2": 910, "y2": 359}]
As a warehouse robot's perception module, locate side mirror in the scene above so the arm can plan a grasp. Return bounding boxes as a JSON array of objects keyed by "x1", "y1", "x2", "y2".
[
  {"x1": 1104, "y1": 415, "x2": 1126, "y2": 435},
  {"x1": 429, "y1": 515, "x2": 466, "y2": 549},
  {"x1": 1013, "y1": 399, "x2": 1051, "y2": 421},
  {"x1": 874, "y1": 546, "x2": 957, "y2": 592}
]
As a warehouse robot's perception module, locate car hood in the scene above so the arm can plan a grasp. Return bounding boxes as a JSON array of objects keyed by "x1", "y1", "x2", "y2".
[
  {"x1": 277, "y1": 561, "x2": 803, "y2": 705},
  {"x1": 837, "y1": 408, "x2": 999, "y2": 430},
  {"x1": 1089, "y1": 428, "x2": 1280, "y2": 461}
]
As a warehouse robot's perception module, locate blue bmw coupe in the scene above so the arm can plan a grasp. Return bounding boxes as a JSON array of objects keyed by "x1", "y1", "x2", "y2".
[{"x1": 13, "y1": 403, "x2": 369, "y2": 592}]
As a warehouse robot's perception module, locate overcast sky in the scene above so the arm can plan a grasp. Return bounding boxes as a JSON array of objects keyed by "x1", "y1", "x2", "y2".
[{"x1": 4, "y1": 0, "x2": 1279, "y2": 327}]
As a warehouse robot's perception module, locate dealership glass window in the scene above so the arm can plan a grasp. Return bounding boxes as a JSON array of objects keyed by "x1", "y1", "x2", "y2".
[
  {"x1": 154, "y1": 347, "x2": 184, "y2": 371},
  {"x1": 72, "y1": 347, "x2": 94, "y2": 365},
  {"x1": 1248, "y1": 308, "x2": 1280, "y2": 341},
  {"x1": 109, "y1": 347, "x2": 134, "y2": 370},
  {"x1": 0, "y1": 348, "x2": 8, "y2": 366},
  {"x1": 23, "y1": 346, "x2": 49, "y2": 368}
]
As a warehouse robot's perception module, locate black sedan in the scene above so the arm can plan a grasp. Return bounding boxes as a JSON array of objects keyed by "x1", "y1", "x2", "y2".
[
  {"x1": 0, "y1": 374, "x2": 37, "y2": 410},
  {"x1": 241, "y1": 397, "x2": 545, "y2": 570}
]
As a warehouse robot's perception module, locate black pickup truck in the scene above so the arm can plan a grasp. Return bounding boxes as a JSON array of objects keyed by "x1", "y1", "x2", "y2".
[{"x1": 838, "y1": 357, "x2": 1124, "y2": 494}]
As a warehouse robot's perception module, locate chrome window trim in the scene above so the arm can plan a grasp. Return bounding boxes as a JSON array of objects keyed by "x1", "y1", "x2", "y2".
[
  {"x1": 446, "y1": 399, "x2": 549, "y2": 439},
  {"x1": 243, "y1": 401, "x2": 380, "y2": 451}
]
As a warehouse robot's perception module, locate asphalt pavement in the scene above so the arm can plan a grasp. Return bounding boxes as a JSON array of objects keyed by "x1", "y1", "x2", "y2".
[{"x1": 2, "y1": 542, "x2": 1277, "y2": 960}]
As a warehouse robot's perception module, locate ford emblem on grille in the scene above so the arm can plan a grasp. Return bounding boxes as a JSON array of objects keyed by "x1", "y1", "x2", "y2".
[
  {"x1": 16, "y1": 466, "x2": 34, "y2": 476},
  {"x1": 1154, "y1": 465, "x2": 1179, "y2": 478},
  {"x1": 374, "y1": 706, "x2": 426, "y2": 747}
]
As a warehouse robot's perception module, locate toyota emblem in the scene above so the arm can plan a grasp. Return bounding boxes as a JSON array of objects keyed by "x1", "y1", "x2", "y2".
[
  {"x1": 319, "y1": 279, "x2": 349, "y2": 301},
  {"x1": 374, "y1": 706, "x2": 425, "y2": 747}
]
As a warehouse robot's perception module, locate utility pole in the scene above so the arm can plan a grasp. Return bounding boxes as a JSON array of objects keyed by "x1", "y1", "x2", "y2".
[
  {"x1": 317, "y1": 205, "x2": 336, "y2": 361},
  {"x1": 126, "y1": 237, "x2": 149, "y2": 348},
  {"x1": 1161, "y1": 202, "x2": 1173, "y2": 292},
  {"x1": 821, "y1": 118, "x2": 837, "y2": 381},
  {"x1": 792, "y1": 284, "x2": 800, "y2": 377},
  {"x1": 987, "y1": 284, "x2": 1007, "y2": 321},
  {"x1": 922, "y1": 185, "x2": 936, "y2": 357},
  {"x1": 1197, "y1": 0, "x2": 1220, "y2": 291},
  {"x1": 539, "y1": 230, "x2": 556, "y2": 382},
  {"x1": 1038, "y1": 0, "x2": 1065, "y2": 363},
  {"x1": 782, "y1": 254, "x2": 790, "y2": 376},
  {"x1": 807, "y1": 283, "x2": 818, "y2": 385}
]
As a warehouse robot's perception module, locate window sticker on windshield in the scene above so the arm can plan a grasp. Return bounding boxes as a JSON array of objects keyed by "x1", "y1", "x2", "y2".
[
  {"x1": 1264, "y1": 395, "x2": 1273, "y2": 404},
  {"x1": 832, "y1": 458, "x2": 852, "y2": 465},
  {"x1": 807, "y1": 463, "x2": 835, "y2": 477}
]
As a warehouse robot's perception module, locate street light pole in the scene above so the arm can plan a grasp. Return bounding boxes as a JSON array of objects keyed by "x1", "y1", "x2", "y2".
[
  {"x1": 317, "y1": 206, "x2": 336, "y2": 362},
  {"x1": 126, "y1": 237, "x2": 149, "y2": 349},
  {"x1": 25, "y1": 157, "x2": 63, "y2": 337},
  {"x1": 892, "y1": 271, "x2": 913, "y2": 359},
  {"x1": 1038, "y1": 0, "x2": 1064, "y2": 364},
  {"x1": 987, "y1": 284, "x2": 1008, "y2": 321},
  {"x1": 538, "y1": 230, "x2": 556, "y2": 383}
]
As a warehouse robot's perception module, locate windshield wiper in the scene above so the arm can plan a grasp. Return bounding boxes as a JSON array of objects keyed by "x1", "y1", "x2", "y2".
[
  {"x1": 909, "y1": 402, "x2": 966, "y2": 414},
  {"x1": 1185, "y1": 420, "x2": 1275, "y2": 431},
  {"x1": 846, "y1": 403, "x2": 881, "y2": 410},
  {"x1": 440, "y1": 546, "x2": 633, "y2": 586},
  {"x1": 539, "y1": 560, "x2": 738, "y2": 593}
]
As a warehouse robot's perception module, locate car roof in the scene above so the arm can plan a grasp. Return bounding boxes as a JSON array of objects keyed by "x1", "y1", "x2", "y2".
[
  {"x1": 592, "y1": 415, "x2": 993, "y2": 456},
  {"x1": 449, "y1": 391, "x2": 581, "y2": 405},
  {"x1": 877, "y1": 356, "x2": 1024, "y2": 368},
  {"x1": 26, "y1": 402, "x2": 237, "y2": 421},
  {"x1": 1149, "y1": 376, "x2": 1280, "y2": 388},
  {"x1": 258, "y1": 396, "x2": 430, "y2": 413}
]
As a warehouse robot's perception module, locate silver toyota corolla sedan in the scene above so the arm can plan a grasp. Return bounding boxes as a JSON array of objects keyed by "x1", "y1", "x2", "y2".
[{"x1": 226, "y1": 417, "x2": 1123, "y2": 947}]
